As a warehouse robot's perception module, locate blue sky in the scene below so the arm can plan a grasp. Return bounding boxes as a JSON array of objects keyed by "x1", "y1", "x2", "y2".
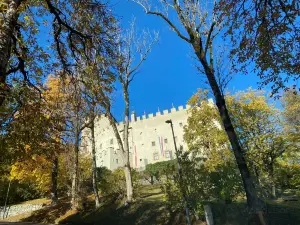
[{"x1": 110, "y1": 1, "x2": 270, "y2": 120}]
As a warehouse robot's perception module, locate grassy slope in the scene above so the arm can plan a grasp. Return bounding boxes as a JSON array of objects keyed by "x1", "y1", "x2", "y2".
[
  {"x1": 17, "y1": 185, "x2": 187, "y2": 225},
  {"x1": 211, "y1": 199, "x2": 300, "y2": 225},
  {"x1": 2, "y1": 185, "x2": 299, "y2": 225},
  {"x1": 58, "y1": 185, "x2": 187, "y2": 225}
]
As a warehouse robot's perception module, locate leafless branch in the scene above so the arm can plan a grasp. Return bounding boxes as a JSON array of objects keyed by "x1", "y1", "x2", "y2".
[
  {"x1": 204, "y1": 21, "x2": 216, "y2": 55},
  {"x1": 147, "y1": 10, "x2": 191, "y2": 43}
]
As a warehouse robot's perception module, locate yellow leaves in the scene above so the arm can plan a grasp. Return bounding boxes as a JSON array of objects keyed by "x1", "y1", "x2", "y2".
[
  {"x1": 10, "y1": 156, "x2": 52, "y2": 193},
  {"x1": 204, "y1": 148, "x2": 234, "y2": 172},
  {"x1": 0, "y1": 3, "x2": 8, "y2": 13},
  {"x1": 24, "y1": 15, "x2": 30, "y2": 21},
  {"x1": 187, "y1": 89, "x2": 209, "y2": 106},
  {"x1": 25, "y1": 144, "x2": 31, "y2": 152},
  {"x1": 10, "y1": 163, "x2": 20, "y2": 180},
  {"x1": 44, "y1": 75, "x2": 66, "y2": 103},
  {"x1": 32, "y1": 154, "x2": 37, "y2": 160}
]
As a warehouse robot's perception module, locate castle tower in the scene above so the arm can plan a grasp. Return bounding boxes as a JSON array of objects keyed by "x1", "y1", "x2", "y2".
[{"x1": 131, "y1": 111, "x2": 137, "y2": 122}]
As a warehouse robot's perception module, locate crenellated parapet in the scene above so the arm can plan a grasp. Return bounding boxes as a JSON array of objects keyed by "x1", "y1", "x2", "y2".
[
  {"x1": 96, "y1": 99, "x2": 213, "y2": 126},
  {"x1": 129, "y1": 104, "x2": 194, "y2": 123}
]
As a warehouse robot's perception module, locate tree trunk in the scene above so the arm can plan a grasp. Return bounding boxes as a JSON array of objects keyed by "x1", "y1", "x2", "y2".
[
  {"x1": 90, "y1": 119, "x2": 101, "y2": 208},
  {"x1": 71, "y1": 128, "x2": 80, "y2": 209},
  {"x1": 269, "y1": 163, "x2": 276, "y2": 199},
  {"x1": 0, "y1": 0, "x2": 21, "y2": 106},
  {"x1": 124, "y1": 165, "x2": 133, "y2": 202},
  {"x1": 254, "y1": 165, "x2": 261, "y2": 186},
  {"x1": 3, "y1": 179, "x2": 11, "y2": 219},
  {"x1": 123, "y1": 88, "x2": 133, "y2": 202},
  {"x1": 104, "y1": 91, "x2": 134, "y2": 203},
  {"x1": 271, "y1": 184, "x2": 276, "y2": 199},
  {"x1": 51, "y1": 156, "x2": 58, "y2": 205},
  {"x1": 194, "y1": 46, "x2": 265, "y2": 218}
]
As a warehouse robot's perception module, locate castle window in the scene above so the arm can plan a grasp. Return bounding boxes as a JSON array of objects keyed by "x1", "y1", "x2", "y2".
[
  {"x1": 153, "y1": 153, "x2": 159, "y2": 161},
  {"x1": 164, "y1": 138, "x2": 168, "y2": 144},
  {"x1": 179, "y1": 122, "x2": 183, "y2": 127},
  {"x1": 99, "y1": 153, "x2": 102, "y2": 158},
  {"x1": 165, "y1": 151, "x2": 171, "y2": 159},
  {"x1": 116, "y1": 159, "x2": 118, "y2": 164},
  {"x1": 110, "y1": 139, "x2": 114, "y2": 144},
  {"x1": 104, "y1": 150, "x2": 107, "y2": 155},
  {"x1": 152, "y1": 141, "x2": 156, "y2": 146},
  {"x1": 100, "y1": 144, "x2": 102, "y2": 149}
]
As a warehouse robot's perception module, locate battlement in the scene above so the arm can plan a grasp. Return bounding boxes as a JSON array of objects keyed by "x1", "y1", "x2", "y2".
[
  {"x1": 99, "y1": 99, "x2": 214, "y2": 126},
  {"x1": 127, "y1": 104, "x2": 192, "y2": 123}
]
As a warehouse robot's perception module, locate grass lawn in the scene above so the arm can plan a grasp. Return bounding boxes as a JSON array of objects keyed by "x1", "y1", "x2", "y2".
[
  {"x1": 2, "y1": 185, "x2": 299, "y2": 225},
  {"x1": 210, "y1": 199, "x2": 300, "y2": 225},
  {"x1": 17, "y1": 185, "x2": 188, "y2": 225}
]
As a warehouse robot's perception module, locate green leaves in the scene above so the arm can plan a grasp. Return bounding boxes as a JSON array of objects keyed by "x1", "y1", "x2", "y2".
[
  {"x1": 145, "y1": 160, "x2": 177, "y2": 181},
  {"x1": 183, "y1": 88, "x2": 299, "y2": 202},
  {"x1": 217, "y1": 0, "x2": 300, "y2": 95},
  {"x1": 282, "y1": 90, "x2": 300, "y2": 133}
]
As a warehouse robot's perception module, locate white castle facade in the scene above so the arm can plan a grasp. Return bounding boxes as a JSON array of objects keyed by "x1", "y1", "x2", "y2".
[{"x1": 82, "y1": 105, "x2": 192, "y2": 171}]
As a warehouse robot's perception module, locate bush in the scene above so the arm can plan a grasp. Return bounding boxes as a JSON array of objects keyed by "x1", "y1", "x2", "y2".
[
  {"x1": 161, "y1": 151, "x2": 244, "y2": 218},
  {"x1": 143, "y1": 160, "x2": 177, "y2": 184},
  {"x1": 0, "y1": 178, "x2": 42, "y2": 205},
  {"x1": 97, "y1": 167, "x2": 140, "y2": 200}
]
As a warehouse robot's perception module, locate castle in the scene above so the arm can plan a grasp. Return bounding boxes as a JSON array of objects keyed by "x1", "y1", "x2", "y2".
[{"x1": 82, "y1": 104, "x2": 193, "y2": 171}]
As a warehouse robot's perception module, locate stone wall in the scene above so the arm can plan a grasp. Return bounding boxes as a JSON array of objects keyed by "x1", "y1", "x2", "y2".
[{"x1": 0, "y1": 203, "x2": 45, "y2": 218}]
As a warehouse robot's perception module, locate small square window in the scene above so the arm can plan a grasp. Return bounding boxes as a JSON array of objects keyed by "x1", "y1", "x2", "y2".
[
  {"x1": 165, "y1": 151, "x2": 171, "y2": 159},
  {"x1": 153, "y1": 153, "x2": 159, "y2": 160},
  {"x1": 110, "y1": 139, "x2": 113, "y2": 144},
  {"x1": 164, "y1": 138, "x2": 168, "y2": 144},
  {"x1": 152, "y1": 141, "x2": 155, "y2": 146},
  {"x1": 179, "y1": 122, "x2": 183, "y2": 127},
  {"x1": 140, "y1": 159, "x2": 142, "y2": 162}
]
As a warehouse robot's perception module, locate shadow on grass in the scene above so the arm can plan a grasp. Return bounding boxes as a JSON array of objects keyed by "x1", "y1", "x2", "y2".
[
  {"x1": 58, "y1": 193, "x2": 184, "y2": 225},
  {"x1": 20, "y1": 198, "x2": 71, "y2": 224},
  {"x1": 210, "y1": 200, "x2": 300, "y2": 225},
  {"x1": 19, "y1": 186, "x2": 186, "y2": 225}
]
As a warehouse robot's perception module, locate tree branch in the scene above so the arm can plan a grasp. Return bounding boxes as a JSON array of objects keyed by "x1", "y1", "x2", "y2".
[
  {"x1": 11, "y1": 28, "x2": 42, "y2": 97},
  {"x1": 45, "y1": 0, "x2": 90, "y2": 39},
  {"x1": 147, "y1": 11, "x2": 191, "y2": 43},
  {"x1": 204, "y1": 22, "x2": 216, "y2": 55}
]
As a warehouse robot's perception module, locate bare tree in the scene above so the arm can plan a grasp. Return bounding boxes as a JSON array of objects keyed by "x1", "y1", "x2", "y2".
[
  {"x1": 132, "y1": 0, "x2": 266, "y2": 223},
  {"x1": 103, "y1": 21, "x2": 158, "y2": 203}
]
